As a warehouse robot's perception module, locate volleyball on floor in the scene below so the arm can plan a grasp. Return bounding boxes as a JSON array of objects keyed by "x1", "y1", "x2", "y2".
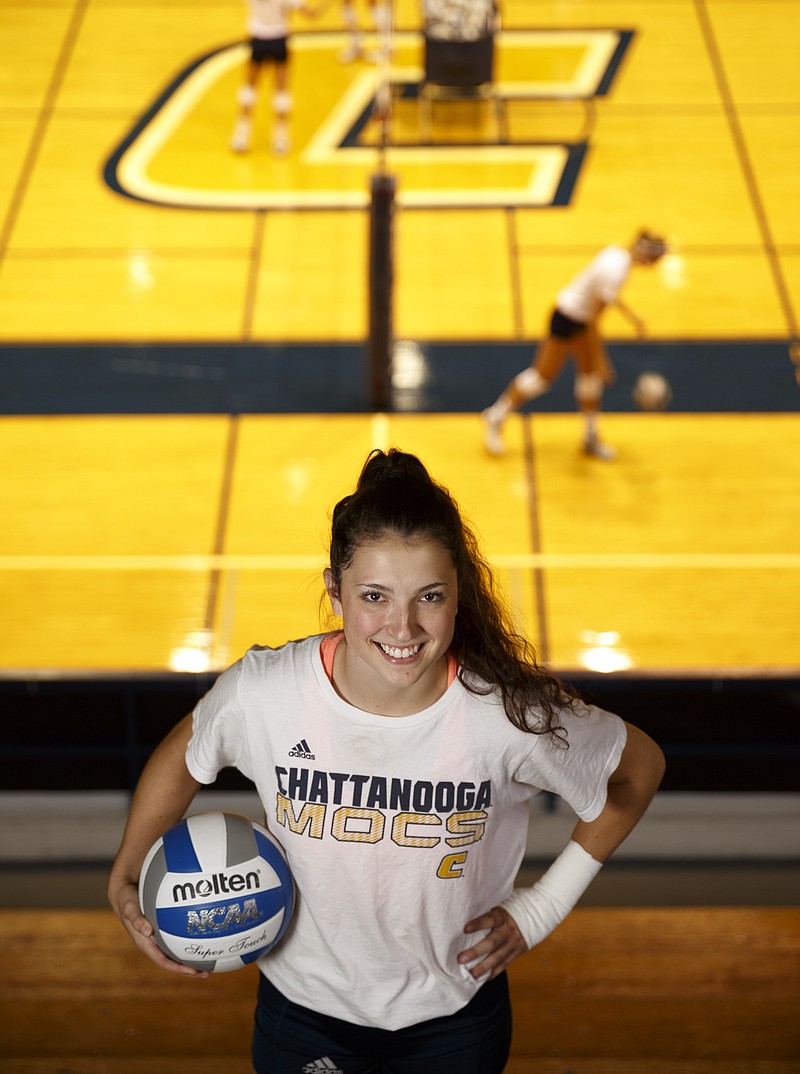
[
  {"x1": 139, "y1": 811, "x2": 295, "y2": 973},
  {"x1": 633, "y1": 371, "x2": 672, "y2": 411}
]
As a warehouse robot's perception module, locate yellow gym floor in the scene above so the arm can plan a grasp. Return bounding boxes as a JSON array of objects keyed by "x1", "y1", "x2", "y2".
[{"x1": 0, "y1": 0, "x2": 798, "y2": 676}]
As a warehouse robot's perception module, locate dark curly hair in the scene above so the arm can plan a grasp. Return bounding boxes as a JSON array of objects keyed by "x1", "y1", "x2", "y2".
[{"x1": 326, "y1": 449, "x2": 576, "y2": 742}]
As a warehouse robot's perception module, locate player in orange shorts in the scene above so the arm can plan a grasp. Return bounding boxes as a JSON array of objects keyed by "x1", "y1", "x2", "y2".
[{"x1": 482, "y1": 230, "x2": 668, "y2": 460}]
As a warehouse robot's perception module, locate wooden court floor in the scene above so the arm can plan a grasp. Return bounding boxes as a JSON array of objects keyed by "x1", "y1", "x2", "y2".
[
  {"x1": 0, "y1": 0, "x2": 799, "y2": 676},
  {"x1": 2, "y1": 907, "x2": 799, "y2": 1072}
]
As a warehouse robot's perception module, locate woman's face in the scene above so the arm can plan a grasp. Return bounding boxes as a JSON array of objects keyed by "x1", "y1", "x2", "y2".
[{"x1": 324, "y1": 533, "x2": 458, "y2": 716}]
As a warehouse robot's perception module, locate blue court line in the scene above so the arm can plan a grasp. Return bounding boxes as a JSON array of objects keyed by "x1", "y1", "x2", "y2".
[{"x1": 0, "y1": 341, "x2": 796, "y2": 415}]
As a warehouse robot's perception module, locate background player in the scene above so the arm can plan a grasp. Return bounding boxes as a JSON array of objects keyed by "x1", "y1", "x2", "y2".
[
  {"x1": 482, "y1": 231, "x2": 668, "y2": 460},
  {"x1": 231, "y1": 0, "x2": 323, "y2": 155}
]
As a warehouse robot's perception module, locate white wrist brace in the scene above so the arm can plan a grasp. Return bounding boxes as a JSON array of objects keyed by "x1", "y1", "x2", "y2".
[{"x1": 501, "y1": 840, "x2": 602, "y2": 949}]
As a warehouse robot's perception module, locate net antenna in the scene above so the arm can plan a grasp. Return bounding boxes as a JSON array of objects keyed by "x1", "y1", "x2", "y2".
[{"x1": 366, "y1": 0, "x2": 396, "y2": 412}]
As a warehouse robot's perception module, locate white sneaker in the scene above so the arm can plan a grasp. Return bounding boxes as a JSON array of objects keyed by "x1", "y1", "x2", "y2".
[
  {"x1": 482, "y1": 409, "x2": 505, "y2": 456},
  {"x1": 230, "y1": 119, "x2": 251, "y2": 153},
  {"x1": 583, "y1": 436, "x2": 616, "y2": 460},
  {"x1": 272, "y1": 129, "x2": 291, "y2": 156}
]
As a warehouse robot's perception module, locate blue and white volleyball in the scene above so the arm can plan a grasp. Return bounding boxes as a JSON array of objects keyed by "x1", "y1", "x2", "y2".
[{"x1": 139, "y1": 811, "x2": 295, "y2": 973}]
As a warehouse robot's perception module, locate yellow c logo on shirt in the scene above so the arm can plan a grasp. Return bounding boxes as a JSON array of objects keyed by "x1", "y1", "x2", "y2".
[{"x1": 437, "y1": 852, "x2": 468, "y2": 879}]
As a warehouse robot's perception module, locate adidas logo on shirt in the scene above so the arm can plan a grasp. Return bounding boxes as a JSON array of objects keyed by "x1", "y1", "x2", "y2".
[
  {"x1": 302, "y1": 1059, "x2": 343, "y2": 1073},
  {"x1": 288, "y1": 738, "x2": 315, "y2": 760}
]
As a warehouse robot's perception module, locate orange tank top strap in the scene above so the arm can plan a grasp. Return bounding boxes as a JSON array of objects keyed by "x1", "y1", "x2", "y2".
[{"x1": 319, "y1": 631, "x2": 343, "y2": 681}]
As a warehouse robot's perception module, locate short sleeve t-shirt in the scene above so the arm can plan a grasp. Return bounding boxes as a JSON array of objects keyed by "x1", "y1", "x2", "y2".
[
  {"x1": 186, "y1": 634, "x2": 626, "y2": 1029},
  {"x1": 556, "y1": 245, "x2": 633, "y2": 322}
]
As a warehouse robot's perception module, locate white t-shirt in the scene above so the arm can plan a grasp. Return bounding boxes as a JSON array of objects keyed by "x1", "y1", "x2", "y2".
[
  {"x1": 186, "y1": 635, "x2": 626, "y2": 1030},
  {"x1": 556, "y1": 245, "x2": 632, "y2": 323},
  {"x1": 246, "y1": 0, "x2": 302, "y2": 39}
]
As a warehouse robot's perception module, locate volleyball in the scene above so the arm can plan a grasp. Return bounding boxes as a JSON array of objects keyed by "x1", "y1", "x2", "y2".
[
  {"x1": 633, "y1": 371, "x2": 672, "y2": 411},
  {"x1": 139, "y1": 811, "x2": 295, "y2": 973}
]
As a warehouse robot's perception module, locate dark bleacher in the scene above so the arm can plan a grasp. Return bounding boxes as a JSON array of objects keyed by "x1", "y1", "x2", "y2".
[{"x1": 2, "y1": 672, "x2": 798, "y2": 793}]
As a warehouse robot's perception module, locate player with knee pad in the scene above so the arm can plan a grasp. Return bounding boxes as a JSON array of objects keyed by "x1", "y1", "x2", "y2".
[
  {"x1": 482, "y1": 230, "x2": 667, "y2": 459},
  {"x1": 230, "y1": 0, "x2": 320, "y2": 156}
]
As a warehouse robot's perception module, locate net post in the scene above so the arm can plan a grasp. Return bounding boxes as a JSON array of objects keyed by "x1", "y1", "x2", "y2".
[
  {"x1": 367, "y1": 170, "x2": 395, "y2": 412},
  {"x1": 365, "y1": 0, "x2": 395, "y2": 412}
]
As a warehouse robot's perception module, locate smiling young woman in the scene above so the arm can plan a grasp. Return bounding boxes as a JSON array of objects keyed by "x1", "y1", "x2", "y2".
[
  {"x1": 108, "y1": 448, "x2": 665, "y2": 1074},
  {"x1": 323, "y1": 534, "x2": 458, "y2": 716}
]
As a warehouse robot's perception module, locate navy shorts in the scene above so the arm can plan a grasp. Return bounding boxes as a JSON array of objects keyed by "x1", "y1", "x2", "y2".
[
  {"x1": 550, "y1": 308, "x2": 586, "y2": 339},
  {"x1": 251, "y1": 36, "x2": 289, "y2": 64},
  {"x1": 252, "y1": 971, "x2": 512, "y2": 1074}
]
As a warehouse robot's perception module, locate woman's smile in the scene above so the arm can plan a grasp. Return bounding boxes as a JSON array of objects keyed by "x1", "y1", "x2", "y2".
[{"x1": 376, "y1": 641, "x2": 423, "y2": 661}]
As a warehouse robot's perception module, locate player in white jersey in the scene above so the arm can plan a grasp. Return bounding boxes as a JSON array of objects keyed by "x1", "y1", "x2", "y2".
[
  {"x1": 483, "y1": 230, "x2": 668, "y2": 460},
  {"x1": 230, "y1": 0, "x2": 321, "y2": 155},
  {"x1": 108, "y1": 449, "x2": 665, "y2": 1073}
]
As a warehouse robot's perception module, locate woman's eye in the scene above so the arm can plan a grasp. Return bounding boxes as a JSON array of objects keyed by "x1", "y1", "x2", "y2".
[
  {"x1": 421, "y1": 591, "x2": 444, "y2": 602},
  {"x1": 363, "y1": 591, "x2": 383, "y2": 602}
]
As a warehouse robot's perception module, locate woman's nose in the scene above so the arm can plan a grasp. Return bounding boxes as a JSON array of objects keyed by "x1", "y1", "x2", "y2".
[{"x1": 389, "y1": 603, "x2": 416, "y2": 640}]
